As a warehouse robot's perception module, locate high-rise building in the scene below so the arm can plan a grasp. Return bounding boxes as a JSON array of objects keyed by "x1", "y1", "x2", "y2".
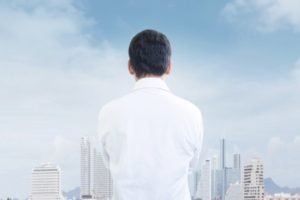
[
  {"x1": 220, "y1": 139, "x2": 226, "y2": 169},
  {"x1": 243, "y1": 158, "x2": 264, "y2": 200},
  {"x1": 213, "y1": 140, "x2": 242, "y2": 200},
  {"x1": 211, "y1": 155, "x2": 218, "y2": 200},
  {"x1": 196, "y1": 159, "x2": 212, "y2": 200},
  {"x1": 211, "y1": 155, "x2": 218, "y2": 171},
  {"x1": 214, "y1": 169, "x2": 223, "y2": 200},
  {"x1": 233, "y1": 154, "x2": 241, "y2": 169},
  {"x1": 94, "y1": 148, "x2": 113, "y2": 200},
  {"x1": 193, "y1": 170, "x2": 202, "y2": 200},
  {"x1": 220, "y1": 139, "x2": 227, "y2": 200},
  {"x1": 188, "y1": 170, "x2": 198, "y2": 199},
  {"x1": 226, "y1": 154, "x2": 241, "y2": 192},
  {"x1": 81, "y1": 137, "x2": 93, "y2": 199},
  {"x1": 225, "y1": 167, "x2": 241, "y2": 191},
  {"x1": 30, "y1": 163, "x2": 64, "y2": 200}
]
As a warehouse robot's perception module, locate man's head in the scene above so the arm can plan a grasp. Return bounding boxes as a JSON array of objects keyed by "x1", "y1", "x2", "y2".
[{"x1": 128, "y1": 29, "x2": 172, "y2": 80}]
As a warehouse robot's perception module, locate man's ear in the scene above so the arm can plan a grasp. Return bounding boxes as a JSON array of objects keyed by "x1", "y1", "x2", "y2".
[
  {"x1": 165, "y1": 61, "x2": 171, "y2": 75},
  {"x1": 128, "y1": 60, "x2": 135, "y2": 75}
]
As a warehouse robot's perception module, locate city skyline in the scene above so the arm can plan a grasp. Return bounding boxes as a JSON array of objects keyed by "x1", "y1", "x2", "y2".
[
  {"x1": 3, "y1": 137, "x2": 297, "y2": 200},
  {"x1": 1, "y1": 0, "x2": 300, "y2": 198}
]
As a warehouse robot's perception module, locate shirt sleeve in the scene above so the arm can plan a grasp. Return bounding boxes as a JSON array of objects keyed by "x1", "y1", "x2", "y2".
[
  {"x1": 97, "y1": 104, "x2": 111, "y2": 169},
  {"x1": 188, "y1": 108, "x2": 204, "y2": 173}
]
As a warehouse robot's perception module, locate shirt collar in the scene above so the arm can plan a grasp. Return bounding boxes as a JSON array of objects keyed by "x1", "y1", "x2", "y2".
[{"x1": 132, "y1": 77, "x2": 171, "y2": 92}]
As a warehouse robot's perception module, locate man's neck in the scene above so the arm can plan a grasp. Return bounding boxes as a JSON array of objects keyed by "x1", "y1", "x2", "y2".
[{"x1": 135, "y1": 74, "x2": 166, "y2": 81}]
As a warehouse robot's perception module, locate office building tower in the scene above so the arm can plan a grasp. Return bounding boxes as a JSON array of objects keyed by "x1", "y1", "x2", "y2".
[
  {"x1": 214, "y1": 140, "x2": 242, "y2": 200},
  {"x1": 225, "y1": 182, "x2": 243, "y2": 200},
  {"x1": 211, "y1": 156, "x2": 218, "y2": 200},
  {"x1": 193, "y1": 170, "x2": 202, "y2": 200},
  {"x1": 233, "y1": 154, "x2": 241, "y2": 169},
  {"x1": 196, "y1": 159, "x2": 212, "y2": 200},
  {"x1": 244, "y1": 158, "x2": 264, "y2": 200},
  {"x1": 226, "y1": 153, "x2": 242, "y2": 191},
  {"x1": 81, "y1": 137, "x2": 93, "y2": 199},
  {"x1": 214, "y1": 169, "x2": 223, "y2": 200},
  {"x1": 94, "y1": 149, "x2": 113, "y2": 200},
  {"x1": 219, "y1": 168, "x2": 241, "y2": 200},
  {"x1": 220, "y1": 139, "x2": 226, "y2": 169},
  {"x1": 30, "y1": 163, "x2": 64, "y2": 200},
  {"x1": 188, "y1": 170, "x2": 198, "y2": 199},
  {"x1": 225, "y1": 167, "x2": 241, "y2": 190},
  {"x1": 220, "y1": 139, "x2": 226, "y2": 199},
  {"x1": 211, "y1": 155, "x2": 218, "y2": 171}
]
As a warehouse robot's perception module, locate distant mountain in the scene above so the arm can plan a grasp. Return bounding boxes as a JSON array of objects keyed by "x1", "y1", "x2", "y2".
[
  {"x1": 63, "y1": 187, "x2": 80, "y2": 200},
  {"x1": 64, "y1": 179, "x2": 300, "y2": 199},
  {"x1": 264, "y1": 177, "x2": 300, "y2": 194}
]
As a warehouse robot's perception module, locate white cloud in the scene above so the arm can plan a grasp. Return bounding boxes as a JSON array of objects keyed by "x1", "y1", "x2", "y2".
[
  {"x1": 223, "y1": 0, "x2": 300, "y2": 31},
  {"x1": 0, "y1": 0, "x2": 133, "y2": 198}
]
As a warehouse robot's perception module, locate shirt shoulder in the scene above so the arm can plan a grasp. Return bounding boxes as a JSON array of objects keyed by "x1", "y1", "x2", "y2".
[
  {"x1": 98, "y1": 92, "x2": 203, "y2": 127},
  {"x1": 98, "y1": 93, "x2": 131, "y2": 114},
  {"x1": 97, "y1": 93, "x2": 134, "y2": 123},
  {"x1": 170, "y1": 94, "x2": 203, "y2": 120}
]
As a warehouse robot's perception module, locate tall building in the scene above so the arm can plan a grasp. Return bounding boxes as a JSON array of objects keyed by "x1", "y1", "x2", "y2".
[
  {"x1": 243, "y1": 158, "x2": 264, "y2": 200},
  {"x1": 211, "y1": 155, "x2": 218, "y2": 171},
  {"x1": 94, "y1": 148, "x2": 113, "y2": 200},
  {"x1": 211, "y1": 156, "x2": 218, "y2": 200},
  {"x1": 193, "y1": 170, "x2": 202, "y2": 200},
  {"x1": 233, "y1": 154, "x2": 241, "y2": 169},
  {"x1": 196, "y1": 159, "x2": 212, "y2": 200},
  {"x1": 226, "y1": 154, "x2": 242, "y2": 192},
  {"x1": 30, "y1": 163, "x2": 64, "y2": 200},
  {"x1": 213, "y1": 140, "x2": 242, "y2": 200},
  {"x1": 188, "y1": 170, "x2": 198, "y2": 199},
  {"x1": 220, "y1": 139, "x2": 226, "y2": 200},
  {"x1": 214, "y1": 169, "x2": 223, "y2": 200},
  {"x1": 225, "y1": 167, "x2": 241, "y2": 191},
  {"x1": 220, "y1": 139, "x2": 226, "y2": 169},
  {"x1": 81, "y1": 137, "x2": 93, "y2": 199}
]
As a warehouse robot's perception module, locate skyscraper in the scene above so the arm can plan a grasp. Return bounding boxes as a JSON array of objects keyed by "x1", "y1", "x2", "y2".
[
  {"x1": 214, "y1": 169, "x2": 223, "y2": 200},
  {"x1": 214, "y1": 140, "x2": 242, "y2": 200},
  {"x1": 220, "y1": 139, "x2": 226, "y2": 200},
  {"x1": 225, "y1": 154, "x2": 242, "y2": 193},
  {"x1": 220, "y1": 139, "x2": 226, "y2": 169},
  {"x1": 188, "y1": 170, "x2": 198, "y2": 199},
  {"x1": 225, "y1": 167, "x2": 241, "y2": 192},
  {"x1": 211, "y1": 155, "x2": 218, "y2": 200},
  {"x1": 196, "y1": 159, "x2": 212, "y2": 200},
  {"x1": 243, "y1": 158, "x2": 264, "y2": 200},
  {"x1": 81, "y1": 137, "x2": 92, "y2": 199},
  {"x1": 94, "y1": 148, "x2": 113, "y2": 200},
  {"x1": 30, "y1": 163, "x2": 64, "y2": 200},
  {"x1": 233, "y1": 154, "x2": 241, "y2": 169}
]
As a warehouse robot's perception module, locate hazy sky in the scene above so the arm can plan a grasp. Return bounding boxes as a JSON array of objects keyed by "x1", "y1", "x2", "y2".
[{"x1": 1, "y1": 0, "x2": 300, "y2": 198}]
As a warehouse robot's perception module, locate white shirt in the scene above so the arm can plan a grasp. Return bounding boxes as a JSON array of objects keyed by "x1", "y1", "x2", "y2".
[{"x1": 97, "y1": 77, "x2": 203, "y2": 200}]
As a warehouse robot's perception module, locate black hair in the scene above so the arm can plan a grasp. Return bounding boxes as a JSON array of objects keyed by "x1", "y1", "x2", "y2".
[{"x1": 128, "y1": 29, "x2": 172, "y2": 78}]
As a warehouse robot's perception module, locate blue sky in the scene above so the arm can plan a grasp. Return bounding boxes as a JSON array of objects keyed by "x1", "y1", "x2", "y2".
[{"x1": 0, "y1": 0, "x2": 300, "y2": 198}]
